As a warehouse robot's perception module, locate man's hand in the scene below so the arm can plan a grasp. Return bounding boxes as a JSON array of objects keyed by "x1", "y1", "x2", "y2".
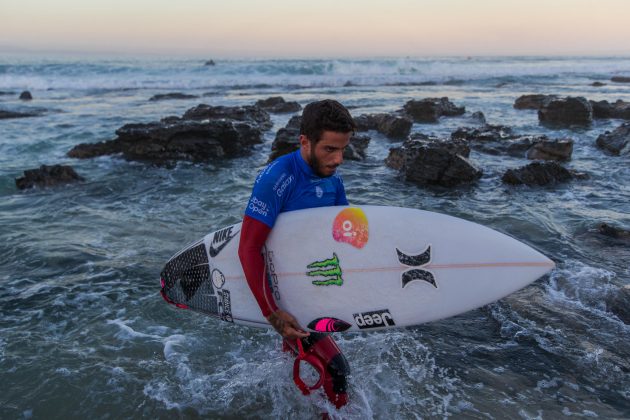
[{"x1": 267, "y1": 309, "x2": 310, "y2": 340}]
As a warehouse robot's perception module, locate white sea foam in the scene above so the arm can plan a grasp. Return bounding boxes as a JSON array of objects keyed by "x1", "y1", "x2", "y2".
[{"x1": 106, "y1": 318, "x2": 163, "y2": 341}]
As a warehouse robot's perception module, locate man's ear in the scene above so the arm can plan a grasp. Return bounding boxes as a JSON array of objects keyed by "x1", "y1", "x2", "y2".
[{"x1": 299, "y1": 134, "x2": 310, "y2": 152}]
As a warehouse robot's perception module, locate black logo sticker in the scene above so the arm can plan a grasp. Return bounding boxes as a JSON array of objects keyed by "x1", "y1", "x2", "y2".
[
  {"x1": 219, "y1": 289, "x2": 233, "y2": 323},
  {"x1": 396, "y1": 245, "x2": 437, "y2": 288},
  {"x1": 353, "y1": 309, "x2": 396, "y2": 329},
  {"x1": 209, "y1": 226, "x2": 240, "y2": 258}
]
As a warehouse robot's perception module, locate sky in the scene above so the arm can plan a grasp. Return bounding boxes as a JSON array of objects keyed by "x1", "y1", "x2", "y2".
[{"x1": 1, "y1": 0, "x2": 630, "y2": 57}]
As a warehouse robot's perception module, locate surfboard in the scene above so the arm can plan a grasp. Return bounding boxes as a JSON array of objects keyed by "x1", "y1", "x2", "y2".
[{"x1": 160, "y1": 206, "x2": 555, "y2": 332}]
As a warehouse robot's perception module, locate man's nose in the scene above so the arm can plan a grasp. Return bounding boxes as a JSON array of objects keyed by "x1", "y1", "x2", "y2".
[{"x1": 332, "y1": 150, "x2": 344, "y2": 165}]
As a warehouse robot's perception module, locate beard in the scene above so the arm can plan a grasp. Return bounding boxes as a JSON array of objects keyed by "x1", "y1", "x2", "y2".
[{"x1": 309, "y1": 148, "x2": 334, "y2": 177}]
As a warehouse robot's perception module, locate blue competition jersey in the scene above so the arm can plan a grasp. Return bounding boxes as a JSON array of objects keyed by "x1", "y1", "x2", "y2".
[{"x1": 245, "y1": 150, "x2": 349, "y2": 227}]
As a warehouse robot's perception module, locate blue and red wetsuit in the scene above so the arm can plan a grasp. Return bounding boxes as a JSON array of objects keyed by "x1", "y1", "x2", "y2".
[{"x1": 238, "y1": 150, "x2": 350, "y2": 408}]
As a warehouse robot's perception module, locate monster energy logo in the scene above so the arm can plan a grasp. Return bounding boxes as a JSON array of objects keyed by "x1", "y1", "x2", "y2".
[{"x1": 306, "y1": 253, "x2": 343, "y2": 286}]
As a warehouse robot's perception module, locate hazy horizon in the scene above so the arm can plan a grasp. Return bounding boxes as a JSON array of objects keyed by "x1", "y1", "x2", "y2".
[{"x1": 2, "y1": 0, "x2": 630, "y2": 58}]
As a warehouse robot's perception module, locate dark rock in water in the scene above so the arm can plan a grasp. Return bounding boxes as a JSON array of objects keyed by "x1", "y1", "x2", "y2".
[
  {"x1": 19, "y1": 91, "x2": 33, "y2": 100},
  {"x1": 255, "y1": 97, "x2": 301, "y2": 113},
  {"x1": 349, "y1": 113, "x2": 413, "y2": 139},
  {"x1": 182, "y1": 104, "x2": 272, "y2": 130},
  {"x1": 451, "y1": 124, "x2": 516, "y2": 142},
  {"x1": 597, "y1": 223, "x2": 630, "y2": 240},
  {"x1": 386, "y1": 135, "x2": 481, "y2": 187},
  {"x1": 514, "y1": 94, "x2": 557, "y2": 110},
  {"x1": 0, "y1": 109, "x2": 39, "y2": 119},
  {"x1": 538, "y1": 96, "x2": 592, "y2": 127},
  {"x1": 451, "y1": 125, "x2": 572, "y2": 160},
  {"x1": 502, "y1": 162, "x2": 576, "y2": 186},
  {"x1": 374, "y1": 114, "x2": 413, "y2": 139},
  {"x1": 607, "y1": 286, "x2": 630, "y2": 324},
  {"x1": 344, "y1": 134, "x2": 371, "y2": 161},
  {"x1": 470, "y1": 111, "x2": 486, "y2": 124},
  {"x1": 591, "y1": 82, "x2": 606, "y2": 87},
  {"x1": 269, "y1": 123, "x2": 301, "y2": 162},
  {"x1": 268, "y1": 116, "x2": 369, "y2": 162},
  {"x1": 611, "y1": 76, "x2": 630, "y2": 83},
  {"x1": 403, "y1": 97, "x2": 465, "y2": 123},
  {"x1": 68, "y1": 119, "x2": 263, "y2": 164},
  {"x1": 205, "y1": 60, "x2": 216, "y2": 66},
  {"x1": 596, "y1": 122, "x2": 630, "y2": 155},
  {"x1": 526, "y1": 138, "x2": 573, "y2": 161},
  {"x1": 590, "y1": 100, "x2": 630, "y2": 120},
  {"x1": 15, "y1": 164, "x2": 84, "y2": 189},
  {"x1": 149, "y1": 93, "x2": 199, "y2": 101}
]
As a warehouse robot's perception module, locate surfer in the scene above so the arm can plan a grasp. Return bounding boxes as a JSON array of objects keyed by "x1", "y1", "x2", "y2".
[{"x1": 238, "y1": 99, "x2": 356, "y2": 409}]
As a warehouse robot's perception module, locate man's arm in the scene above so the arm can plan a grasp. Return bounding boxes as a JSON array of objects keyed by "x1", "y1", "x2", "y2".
[{"x1": 238, "y1": 215, "x2": 309, "y2": 339}]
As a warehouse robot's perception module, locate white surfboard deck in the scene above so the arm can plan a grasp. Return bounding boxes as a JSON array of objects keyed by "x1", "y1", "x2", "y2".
[{"x1": 160, "y1": 205, "x2": 555, "y2": 332}]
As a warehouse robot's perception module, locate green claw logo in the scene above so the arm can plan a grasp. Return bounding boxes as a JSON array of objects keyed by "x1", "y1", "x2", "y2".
[{"x1": 306, "y1": 253, "x2": 344, "y2": 286}]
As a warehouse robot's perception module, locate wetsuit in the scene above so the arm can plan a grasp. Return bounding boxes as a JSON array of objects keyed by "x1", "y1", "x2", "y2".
[{"x1": 238, "y1": 150, "x2": 350, "y2": 408}]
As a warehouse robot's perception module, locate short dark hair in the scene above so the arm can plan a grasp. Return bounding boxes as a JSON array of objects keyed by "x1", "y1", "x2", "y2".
[{"x1": 300, "y1": 99, "x2": 356, "y2": 143}]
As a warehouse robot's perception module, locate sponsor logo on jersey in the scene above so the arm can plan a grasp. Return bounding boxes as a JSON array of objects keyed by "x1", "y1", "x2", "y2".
[
  {"x1": 315, "y1": 185, "x2": 323, "y2": 198},
  {"x1": 306, "y1": 253, "x2": 343, "y2": 286},
  {"x1": 332, "y1": 207, "x2": 369, "y2": 249},
  {"x1": 353, "y1": 309, "x2": 395, "y2": 329},
  {"x1": 275, "y1": 174, "x2": 294, "y2": 197},
  {"x1": 248, "y1": 196, "x2": 269, "y2": 217},
  {"x1": 209, "y1": 225, "x2": 240, "y2": 258},
  {"x1": 396, "y1": 245, "x2": 437, "y2": 288}
]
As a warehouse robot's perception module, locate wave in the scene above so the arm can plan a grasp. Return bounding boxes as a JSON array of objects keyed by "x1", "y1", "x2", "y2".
[{"x1": 1, "y1": 56, "x2": 629, "y2": 91}]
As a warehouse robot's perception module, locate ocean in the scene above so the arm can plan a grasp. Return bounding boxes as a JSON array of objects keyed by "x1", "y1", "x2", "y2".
[{"x1": 1, "y1": 55, "x2": 629, "y2": 419}]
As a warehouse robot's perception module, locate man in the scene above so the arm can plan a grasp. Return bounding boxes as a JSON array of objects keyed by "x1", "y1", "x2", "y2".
[{"x1": 238, "y1": 99, "x2": 356, "y2": 409}]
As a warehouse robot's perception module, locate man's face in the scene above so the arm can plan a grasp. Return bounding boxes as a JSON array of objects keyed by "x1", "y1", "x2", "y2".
[{"x1": 300, "y1": 130, "x2": 352, "y2": 178}]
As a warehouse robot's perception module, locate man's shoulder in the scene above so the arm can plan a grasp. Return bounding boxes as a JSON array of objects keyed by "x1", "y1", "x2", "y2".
[
  {"x1": 252, "y1": 152, "x2": 299, "y2": 200},
  {"x1": 254, "y1": 152, "x2": 295, "y2": 184}
]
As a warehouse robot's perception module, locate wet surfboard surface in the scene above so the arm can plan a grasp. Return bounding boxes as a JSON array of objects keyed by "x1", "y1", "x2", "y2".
[{"x1": 160, "y1": 206, "x2": 555, "y2": 332}]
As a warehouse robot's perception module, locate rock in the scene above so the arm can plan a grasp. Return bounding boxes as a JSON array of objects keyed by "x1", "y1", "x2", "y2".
[
  {"x1": 204, "y1": 60, "x2": 216, "y2": 66},
  {"x1": 526, "y1": 138, "x2": 573, "y2": 161},
  {"x1": 514, "y1": 94, "x2": 556, "y2": 110},
  {"x1": 68, "y1": 119, "x2": 263, "y2": 164},
  {"x1": 611, "y1": 76, "x2": 630, "y2": 83},
  {"x1": 255, "y1": 97, "x2": 301, "y2": 113},
  {"x1": 451, "y1": 124, "x2": 516, "y2": 142},
  {"x1": 354, "y1": 114, "x2": 378, "y2": 131},
  {"x1": 538, "y1": 96, "x2": 592, "y2": 127},
  {"x1": 344, "y1": 135, "x2": 371, "y2": 161},
  {"x1": 0, "y1": 110, "x2": 39, "y2": 119},
  {"x1": 596, "y1": 122, "x2": 630, "y2": 155},
  {"x1": 269, "y1": 124, "x2": 300, "y2": 162},
  {"x1": 375, "y1": 114, "x2": 412, "y2": 139},
  {"x1": 15, "y1": 164, "x2": 84, "y2": 189},
  {"x1": 501, "y1": 162, "x2": 576, "y2": 186},
  {"x1": 386, "y1": 136, "x2": 481, "y2": 187},
  {"x1": 590, "y1": 100, "x2": 630, "y2": 120},
  {"x1": 269, "y1": 116, "x2": 369, "y2": 162},
  {"x1": 607, "y1": 286, "x2": 630, "y2": 324},
  {"x1": 403, "y1": 97, "x2": 465, "y2": 123},
  {"x1": 354, "y1": 113, "x2": 412, "y2": 139},
  {"x1": 597, "y1": 223, "x2": 630, "y2": 240},
  {"x1": 149, "y1": 93, "x2": 199, "y2": 101},
  {"x1": 19, "y1": 91, "x2": 33, "y2": 100},
  {"x1": 591, "y1": 82, "x2": 606, "y2": 87},
  {"x1": 182, "y1": 104, "x2": 272, "y2": 130},
  {"x1": 470, "y1": 111, "x2": 486, "y2": 124}
]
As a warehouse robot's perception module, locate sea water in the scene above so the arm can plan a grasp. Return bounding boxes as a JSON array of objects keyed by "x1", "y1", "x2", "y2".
[{"x1": 1, "y1": 55, "x2": 629, "y2": 418}]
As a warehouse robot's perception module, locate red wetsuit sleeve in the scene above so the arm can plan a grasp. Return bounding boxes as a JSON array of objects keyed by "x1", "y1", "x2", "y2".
[{"x1": 238, "y1": 215, "x2": 279, "y2": 318}]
